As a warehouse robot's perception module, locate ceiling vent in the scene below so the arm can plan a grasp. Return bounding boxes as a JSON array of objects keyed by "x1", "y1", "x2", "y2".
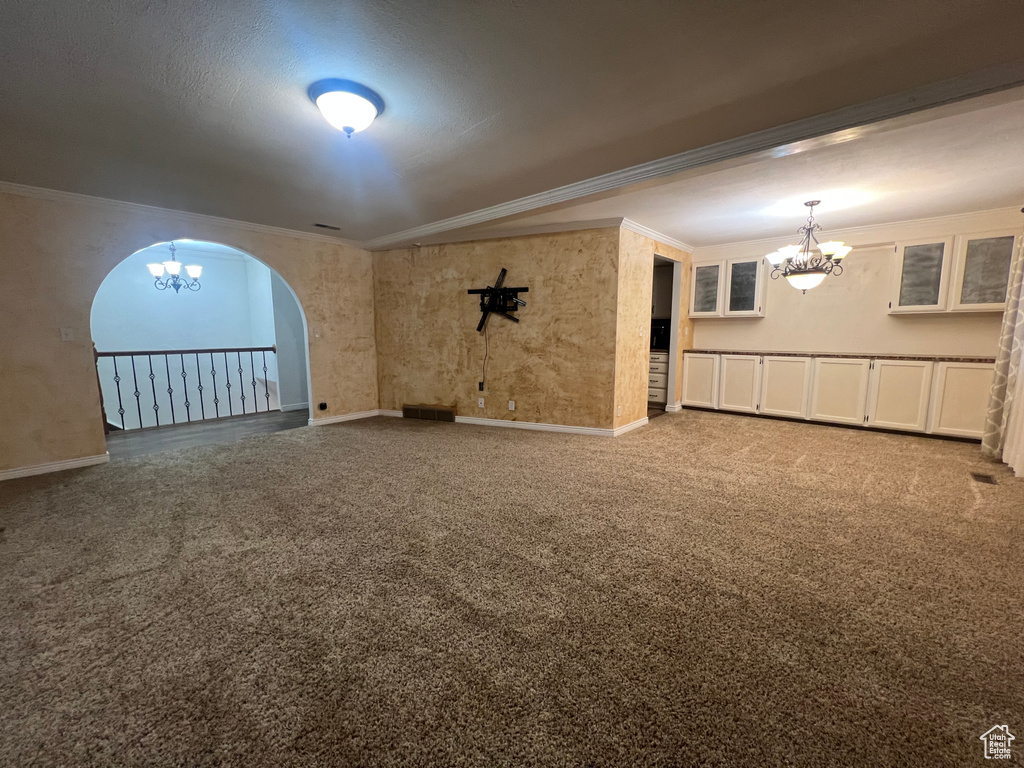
[
  {"x1": 402, "y1": 404, "x2": 456, "y2": 422},
  {"x1": 313, "y1": 223, "x2": 341, "y2": 231}
]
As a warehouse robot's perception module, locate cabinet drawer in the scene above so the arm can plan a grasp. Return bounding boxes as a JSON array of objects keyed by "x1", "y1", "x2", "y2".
[
  {"x1": 648, "y1": 373, "x2": 668, "y2": 388},
  {"x1": 650, "y1": 351, "x2": 669, "y2": 363},
  {"x1": 648, "y1": 387, "x2": 667, "y2": 403},
  {"x1": 649, "y1": 361, "x2": 668, "y2": 374}
]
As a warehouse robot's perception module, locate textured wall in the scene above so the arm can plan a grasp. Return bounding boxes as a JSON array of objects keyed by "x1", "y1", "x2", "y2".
[
  {"x1": 613, "y1": 231, "x2": 693, "y2": 426},
  {"x1": 0, "y1": 190, "x2": 377, "y2": 472},
  {"x1": 374, "y1": 229, "x2": 621, "y2": 428}
]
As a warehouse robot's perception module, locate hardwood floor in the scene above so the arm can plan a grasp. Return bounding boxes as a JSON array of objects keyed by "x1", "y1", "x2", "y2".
[{"x1": 105, "y1": 409, "x2": 309, "y2": 460}]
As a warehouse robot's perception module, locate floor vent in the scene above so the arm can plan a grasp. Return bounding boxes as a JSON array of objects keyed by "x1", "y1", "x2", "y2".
[
  {"x1": 402, "y1": 405, "x2": 456, "y2": 422},
  {"x1": 971, "y1": 472, "x2": 998, "y2": 485}
]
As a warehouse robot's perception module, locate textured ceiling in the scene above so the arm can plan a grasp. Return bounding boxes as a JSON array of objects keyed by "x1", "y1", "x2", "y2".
[
  {"x1": 458, "y1": 91, "x2": 1024, "y2": 247},
  {"x1": 2, "y1": 0, "x2": 1024, "y2": 243}
]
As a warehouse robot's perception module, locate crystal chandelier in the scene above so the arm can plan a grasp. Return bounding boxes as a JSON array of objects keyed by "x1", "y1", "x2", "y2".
[
  {"x1": 147, "y1": 242, "x2": 202, "y2": 293},
  {"x1": 766, "y1": 201, "x2": 852, "y2": 292}
]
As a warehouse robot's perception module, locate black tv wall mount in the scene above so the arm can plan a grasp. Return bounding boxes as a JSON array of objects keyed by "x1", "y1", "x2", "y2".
[{"x1": 467, "y1": 268, "x2": 528, "y2": 332}]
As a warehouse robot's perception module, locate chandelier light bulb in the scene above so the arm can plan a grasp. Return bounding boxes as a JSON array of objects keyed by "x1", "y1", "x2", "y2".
[
  {"x1": 147, "y1": 263, "x2": 165, "y2": 277},
  {"x1": 309, "y1": 79, "x2": 385, "y2": 137},
  {"x1": 831, "y1": 244, "x2": 853, "y2": 261},
  {"x1": 785, "y1": 269, "x2": 827, "y2": 292},
  {"x1": 185, "y1": 264, "x2": 203, "y2": 279},
  {"x1": 163, "y1": 259, "x2": 182, "y2": 276}
]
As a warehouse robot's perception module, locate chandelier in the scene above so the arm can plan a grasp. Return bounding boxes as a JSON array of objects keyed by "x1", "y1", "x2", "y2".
[
  {"x1": 147, "y1": 242, "x2": 202, "y2": 293},
  {"x1": 766, "y1": 201, "x2": 852, "y2": 292}
]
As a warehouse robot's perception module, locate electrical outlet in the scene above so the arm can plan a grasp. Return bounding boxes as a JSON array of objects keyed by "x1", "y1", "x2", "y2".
[
  {"x1": 60, "y1": 327, "x2": 74, "y2": 342},
  {"x1": 684, "y1": 326, "x2": 689, "y2": 336},
  {"x1": 616, "y1": 405, "x2": 622, "y2": 416},
  {"x1": 638, "y1": 326, "x2": 644, "y2": 337},
  {"x1": 508, "y1": 400, "x2": 515, "y2": 411},
  {"x1": 478, "y1": 397, "x2": 485, "y2": 408}
]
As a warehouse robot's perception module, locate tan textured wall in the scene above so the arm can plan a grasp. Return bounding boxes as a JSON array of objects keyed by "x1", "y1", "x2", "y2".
[
  {"x1": 612, "y1": 231, "x2": 693, "y2": 421},
  {"x1": 0, "y1": 191, "x2": 377, "y2": 472},
  {"x1": 374, "y1": 229, "x2": 621, "y2": 428},
  {"x1": 613, "y1": 229, "x2": 655, "y2": 428}
]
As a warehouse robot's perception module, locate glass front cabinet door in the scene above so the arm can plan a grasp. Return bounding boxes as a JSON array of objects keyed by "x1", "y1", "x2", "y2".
[
  {"x1": 949, "y1": 231, "x2": 1017, "y2": 312},
  {"x1": 891, "y1": 232, "x2": 1016, "y2": 314},
  {"x1": 690, "y1": 258, "x2": 766, "y2": 318}
]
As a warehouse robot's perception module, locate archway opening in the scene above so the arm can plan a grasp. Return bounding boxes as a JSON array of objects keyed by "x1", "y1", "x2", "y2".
[{"x1": 90, "y1": 239, "x2": 311, "y2": 439}]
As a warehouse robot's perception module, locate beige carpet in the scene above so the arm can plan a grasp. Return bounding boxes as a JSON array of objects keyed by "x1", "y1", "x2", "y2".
[{"x1": 1, "y1": 412, "x2": 1022, "y2": 766}]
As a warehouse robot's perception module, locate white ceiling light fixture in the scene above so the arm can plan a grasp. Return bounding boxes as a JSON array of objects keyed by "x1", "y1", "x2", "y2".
[
  {"x1": 765, "y1": 201, "x2": 851, "y2": 293},
  {"x1": 146, "y1": 242, "x2": 202, "y2": 293},
  {"x1": 309, "y1": 79, "x2": 385, "y2": 137}
]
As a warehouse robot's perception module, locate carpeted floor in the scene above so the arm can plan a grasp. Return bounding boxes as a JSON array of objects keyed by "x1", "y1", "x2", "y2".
[{"x1": 1, "y1": 411, "x2": 1022, "y2": 766}]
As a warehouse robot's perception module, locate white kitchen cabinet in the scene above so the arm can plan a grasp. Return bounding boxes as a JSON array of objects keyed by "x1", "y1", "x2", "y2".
[
  {"x1": 689, "y1": 262, "x2": 725, "y2": 317},
  {"x1": 681, "y1": 353, "x2": 720, "y2": 408},
  {"x1": 723, "y1": 258, "x2": 766, "y2": 317},
  {"x1": 867, "y1": 360, "x2": 933, "y2": 432},
  {"x1": 809, "y1": 358, "x2": 871, "y2": 425},
  {"x1": 890, "y1": 238, "x2": 953, "y2": 313},
  {"x1": 718, "y1": 354, "x2": 761, "y2": 413},
  {"x1": 759, "y1": 356, "x2": 812, "y2": 418},
  {"x1": 690, "y1": 258, "x2": 766, "y2": 318},
  {"x1": 928, "y1": 362, "x2": 995, "y2": 438},
  {"x1": 949, "y1": 231, "x2": 1017, "y2": 312}
]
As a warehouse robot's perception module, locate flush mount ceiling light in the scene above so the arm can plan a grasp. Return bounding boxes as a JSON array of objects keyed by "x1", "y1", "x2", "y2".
[
  {"x1": 309, "y1": 79, "x2": 384, "y2": 137},
  {"x1": 765, "y1": 201, "x2": 852, "y2": 293},
  {"x1": 147, "y1": 242, "x2": 202, "y2": 293}
]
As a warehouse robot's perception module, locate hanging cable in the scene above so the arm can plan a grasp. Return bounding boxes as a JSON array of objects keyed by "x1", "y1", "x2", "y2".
[{"x1": 480, "y1": 322, "x2": 489, "y2": 391}]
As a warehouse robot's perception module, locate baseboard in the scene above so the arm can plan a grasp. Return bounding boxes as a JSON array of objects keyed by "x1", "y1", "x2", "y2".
[
  {"x1": 612, "y1": 417, "x2": 649, "y2": 436},
  {"x1": 280, "y1": 402, "x2": 309, "y2": 412},
  {"x1": 0, "y1": 452, "x2": 110, "y2": 481},
  {"x1": 308, "y1": 409, "x2": 382, "y2": 426},
  {"x1": 665, "y1": 402, "x2": 683, "y2": 412},
  {"x1": 378, "y1": 410, "x2": 404, "y2": 418},
  {"x1": 454, "y1": 415, "x2": 648, "y2": 437}
]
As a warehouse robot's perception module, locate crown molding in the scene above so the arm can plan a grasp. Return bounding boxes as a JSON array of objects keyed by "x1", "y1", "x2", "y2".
[
  {"x1": 689, "y1": 206, "x2": 1024, "y2": 260},
  {"x1": 621, "y1": 219, "x2": 693, "y2": 253},
  {"x1": 0, "y1": 181, "x2": 363, "y2": 248},
  {"x1": 361, "y1": 61, "x2": 1024, "y2": 250}
]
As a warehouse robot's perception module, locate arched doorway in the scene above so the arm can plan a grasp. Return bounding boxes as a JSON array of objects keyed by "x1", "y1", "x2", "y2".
[{"x1": 90, "y1": 239, "x2": 312, "y2": 449}]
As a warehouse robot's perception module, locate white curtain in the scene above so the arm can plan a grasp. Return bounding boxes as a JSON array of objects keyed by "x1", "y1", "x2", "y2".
[{"x1": 982, "y1": 220, "x2": 1024, "y2": 473}]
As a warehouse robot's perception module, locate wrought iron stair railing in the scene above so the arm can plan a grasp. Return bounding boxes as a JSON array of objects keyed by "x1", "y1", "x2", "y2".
[{"x1": 95, "y1": 346, "x2": 279, "y2": 431}]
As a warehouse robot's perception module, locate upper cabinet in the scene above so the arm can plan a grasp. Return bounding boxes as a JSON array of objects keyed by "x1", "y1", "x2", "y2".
[
  {"x1": 950, "y1": 231, "x2": 1017, "y2": 312},
  {"x1": 689, "y1": 257, "x2": 765, "y2": 318},
  {"x1": 891, "y1": 231, "x2": 1016, "y2": 314}
]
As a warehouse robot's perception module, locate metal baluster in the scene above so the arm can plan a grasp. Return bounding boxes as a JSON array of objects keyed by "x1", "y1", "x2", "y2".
[
  {"x1": 164, "y1": 354, "x2": 176, "y2": 424},
  {"x1": 211, "y1": 353, "x2": 221, "y2": 418},
  {"x1": 262, "y1": 351, "x2": 270, "y2": 412},
  {"x1": 148, "y1": 355, "x2": 159, "y2": 427},
  {"x1": 180, "y1": 353, "x2": 191, "y2": 422},
  {"x1": 195, "y1": 353, "x2": 206, "y2": 420},
  {"x1": 237, "y1": 351, "x2": 246, "y2": 414},
  {"x1": 224, "y1": 352, "x2": 233, "y2": 416},
  {"x1": 112, "y1": 356, "x2": 126, "y2": 430},
  {"x1": 250, "y1": 351, "x2": 258, "y2": 413},
  {"x1": 131, "y1": 356, "x2": 142, "y2": 428}
]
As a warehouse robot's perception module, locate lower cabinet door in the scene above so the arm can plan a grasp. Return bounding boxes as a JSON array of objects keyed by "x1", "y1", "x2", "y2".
[
  {"x1": 759, "y1": 356, "x2": 812, "y2": 418},
  {"x1": 928, "y1": 361, "x2": 994, "y2": 438},
  {"x1": 809, "y1": 358, "x2": 871, "y2": 425},
  {"x1": 718, "y1": 354, "x2": 761, "y2": 413},
  {"x1": 681, "y1": 353, "x2": 720, "y2": 408},
  {"x1": 868, "y1": 359, "x2": 933, "y2": 432}
]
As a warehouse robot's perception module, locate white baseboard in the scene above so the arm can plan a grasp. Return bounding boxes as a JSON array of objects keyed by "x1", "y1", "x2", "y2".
[
  {"x1": 665, "y1": 402, "x2": 683, "y2": 412},
  {"x1": 378, "y1": 410, "x2": 404, "y2": 418},
  {"x1": 308, "y1": 409, "x2": 383, "y2": 426},
  {"x1": 612, "y1": 417, "x2": 650, "y2": 436},
  {"x1": 0, "y1": 452, "x2": 110, "y2": 481},
  {"x1": 454, "y1": 415, "x2": 648, "y2": 437},
  {"x1": 280, "y1": 402, "x2": 309, "y2": 412}
]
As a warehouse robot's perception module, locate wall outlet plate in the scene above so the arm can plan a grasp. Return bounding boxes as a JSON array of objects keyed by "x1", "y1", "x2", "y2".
[
  {"x1": 508, "y1": 400, "x2": 515, "y2": 411},
  {"x1": 478, "y1": 397, "x2": 485, "y2": 408},
  {"x1": 60, "y1": 327, "x2": 74, "y2": 342}
]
